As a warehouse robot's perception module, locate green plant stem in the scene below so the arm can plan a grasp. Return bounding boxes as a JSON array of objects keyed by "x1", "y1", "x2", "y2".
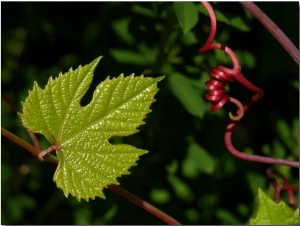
[
  {"x1": 240, "y1": 2, "x2": 299, "y2": 65},
  {"x1": 1, "y1": 127, "x2": 58, "y2": 164},
  {"x1": 108, "y1": 184, "x2": 181, "y2": 225}
]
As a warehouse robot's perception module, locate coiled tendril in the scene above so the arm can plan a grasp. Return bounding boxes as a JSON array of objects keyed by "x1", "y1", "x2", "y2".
[
  {"x1": 204, "y1": 64, "x2": 245, "y2": 120},
  {"x1": 199, "y1": 2, "x2": 255, "y2": 121},
  {"x1": 204, "y1": 65, "x2": 234, "y2": 112},
  {"x1": 199, "y1": 2, "x2": 299, "y2": 168}
]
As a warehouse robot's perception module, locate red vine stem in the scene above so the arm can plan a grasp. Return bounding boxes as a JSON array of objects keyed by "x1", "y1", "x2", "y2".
[
  {"x1": 225, "y1": 123, "x2": 299, "y2": 168},
  {"x1": 1, "y1": 127, "x2": 180, "y2": 224},
  {"x1": 240, "y1": 2, "x2": 299, "y2": 65},
  {"x1": 1, "y1": 127, "x2": 58, "y2": 164},
  {"x1": 1, "y1": 94, "x2": 41, "y2": 150},
  {"x1": 2, "y1": 96, "x2": 180, "y2": 225},
  {"x1": 267, "y1": 168, "x2": 298, "y2": 210},
  {"x1": 108, "y1": 184, "x2": 181, "y2": 225},
  {"x1": 199, "y1": 2, "x2": 299, "y2": 168},
  {"x1": 1, "y1": 126, "x2": 181, "y2": 225}
]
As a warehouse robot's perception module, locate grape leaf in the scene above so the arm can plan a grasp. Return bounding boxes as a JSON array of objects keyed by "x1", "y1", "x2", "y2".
[
  {"x1": 249, "y1": 188, "x2": 299, "y2": 225},
  {"x1": 19, "y1": 56, "x2": 164, "y2": 201}
]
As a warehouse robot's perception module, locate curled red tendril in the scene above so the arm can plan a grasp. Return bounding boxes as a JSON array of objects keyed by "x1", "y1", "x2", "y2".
[
  {"x1": 199, "y1": 2, "x2": 263, "y2": 121},
  {"x1": 199, "y1": 2, "x2": 299, "y2": 168}
]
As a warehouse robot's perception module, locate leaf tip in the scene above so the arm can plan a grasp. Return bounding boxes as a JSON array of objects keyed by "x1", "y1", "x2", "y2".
[
  {"x1": 157, "y1": 75, "x2": 166, "y2": 81},
  {"x1": 90, "y1": 56, "x2": 103, "y2": 69}
]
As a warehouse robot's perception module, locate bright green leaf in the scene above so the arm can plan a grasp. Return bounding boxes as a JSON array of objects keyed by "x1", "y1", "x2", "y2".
[
  {"x1": 19, "y1": 56, "x2": 164, "y2": 201},
  {"x1": 174, "y1": 2, "x2": 199, "y2": 34},
  {"x1": 249, "y1": 188, "x2": 299, "y2": 225}
]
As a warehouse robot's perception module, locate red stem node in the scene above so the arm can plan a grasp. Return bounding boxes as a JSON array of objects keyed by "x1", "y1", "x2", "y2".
[{"x1": 266, "y1": 168, "x2": 298, "y2": 210}]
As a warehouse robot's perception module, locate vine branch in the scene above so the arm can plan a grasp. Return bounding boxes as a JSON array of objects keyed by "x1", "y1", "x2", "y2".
[
  {"x1": 1, "y1": 95, "x2": 181, "y2": 225},
  {"x1": 108, "y1": 185, "x2": 181, "y2": 225},
  {"x1": 2, "y1": 94, "x2": 41, "y2": 150},
  {"x1": 240, "y1": 2, "x2": 299, "y2": 65},
  {"x1": 225, "y1": 122, "x2": 299, "y2": 168},
  {"x1": 267, "y1": 168, "x2": 298, "y2": 210},
  {"x1": 1, "y1": 127, "x2": 58, "y2": 164}
]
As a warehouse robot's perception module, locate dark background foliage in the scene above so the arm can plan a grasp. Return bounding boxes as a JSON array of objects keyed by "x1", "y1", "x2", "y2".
[{"x1": 1, "y1": 2, "x2": 298, "y2": 224}]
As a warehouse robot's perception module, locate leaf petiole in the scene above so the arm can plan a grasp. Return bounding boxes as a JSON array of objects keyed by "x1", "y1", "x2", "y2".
[
  {"x1": 38, "y1": 144, "x2": 57, "y2": 161},
  {"x1": 1, "y1": 127, "x2": 58, "y2": 164}
]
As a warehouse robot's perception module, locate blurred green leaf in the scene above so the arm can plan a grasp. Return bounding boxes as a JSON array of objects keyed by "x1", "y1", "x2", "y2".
[
  {"x1": 276, "y1": 119, "x2": 293, "y2": 149},
  {"x1": 7, "y1": 195, "x2": 36, "y2": 222},
  {"x1": 74, "y1": 208, "x2": 92, "y2": 224},
  {"x1": 182, "y1": 31, "x2": 199, "y2": 46},
  {"x1": 235, "y1": 50, "x2": 256, "y2": 69},
  {"x1": 198, "y1": 5, "x2": 229, "y2": 25},
  {"x1": 229, "y1": 16, "x2": 251, "y2": 32},
  {"x1": 167, "y1": 174, "x2": 194, "y2": 202},
  {"x1": 166, "y1": 160, "x2": 179, "y2": 174},
  {"x1": 246, "y1": 173, "x2": 267, "y2": 196},
  {"x1": 168, "y1": 72, "x2": 206, "y2": 118},
  {"x1": 97, "y1": 204, "x2": 118, "y2": 224},
  {"x1": 174, "y1": 2, "x2": 199, "y2": 34},
  {"x1": 110, "y1": 49, "x2": 149, "y2": 66},
  {"x1": 198, "y1": 4, "x2": 250, "y2": 32},
  {"x1": 216, "y1": 209, "x2": 241, "y2": 224},
  {"x1": 131, "y1": 4, "x2": 156, "y2": 18},
  {"x1": 112, "y1": 18, "x2": 134, "y2": 45},
  {"x1": 150, "y1": 188, "x2": 171, "y2": 204},
  {"x1": 185, "y1": 208, "x2": 200, "y2": 223},
  {"x1": 182, "y1": 137, "x2": 215, "y2": 178}
]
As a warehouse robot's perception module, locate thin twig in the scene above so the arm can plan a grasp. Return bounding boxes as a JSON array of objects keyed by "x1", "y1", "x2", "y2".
[
  {"x1": 1, "y1": 94, "x2": 42, "y2": 150},
  {"x1": 2, "y1": 126, "x2": 181, "y2": 223},
  {"x1": 2, "y1": 91, "x2": 182, "y2": 223},
  {"x1": 225, "y1": 122, "x2": 299, "y2": 168},
  {"x1": 108, "y1": 184, "x2": 181, "y2": 225},
  {"x1": 240, "y1": 2, "x2": 299, "y2": 65},
  {"x1": 1, "y1": 127, "x2": 58, "y2": 164},
  {"x1": 267, "y1": 168, "x2": 297, "y2": 210}
]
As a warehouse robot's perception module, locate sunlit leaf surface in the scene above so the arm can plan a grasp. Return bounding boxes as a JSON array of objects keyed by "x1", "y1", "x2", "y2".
[{"x1": 19, "y1": 57, "x2": 164, "y2": 201}]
